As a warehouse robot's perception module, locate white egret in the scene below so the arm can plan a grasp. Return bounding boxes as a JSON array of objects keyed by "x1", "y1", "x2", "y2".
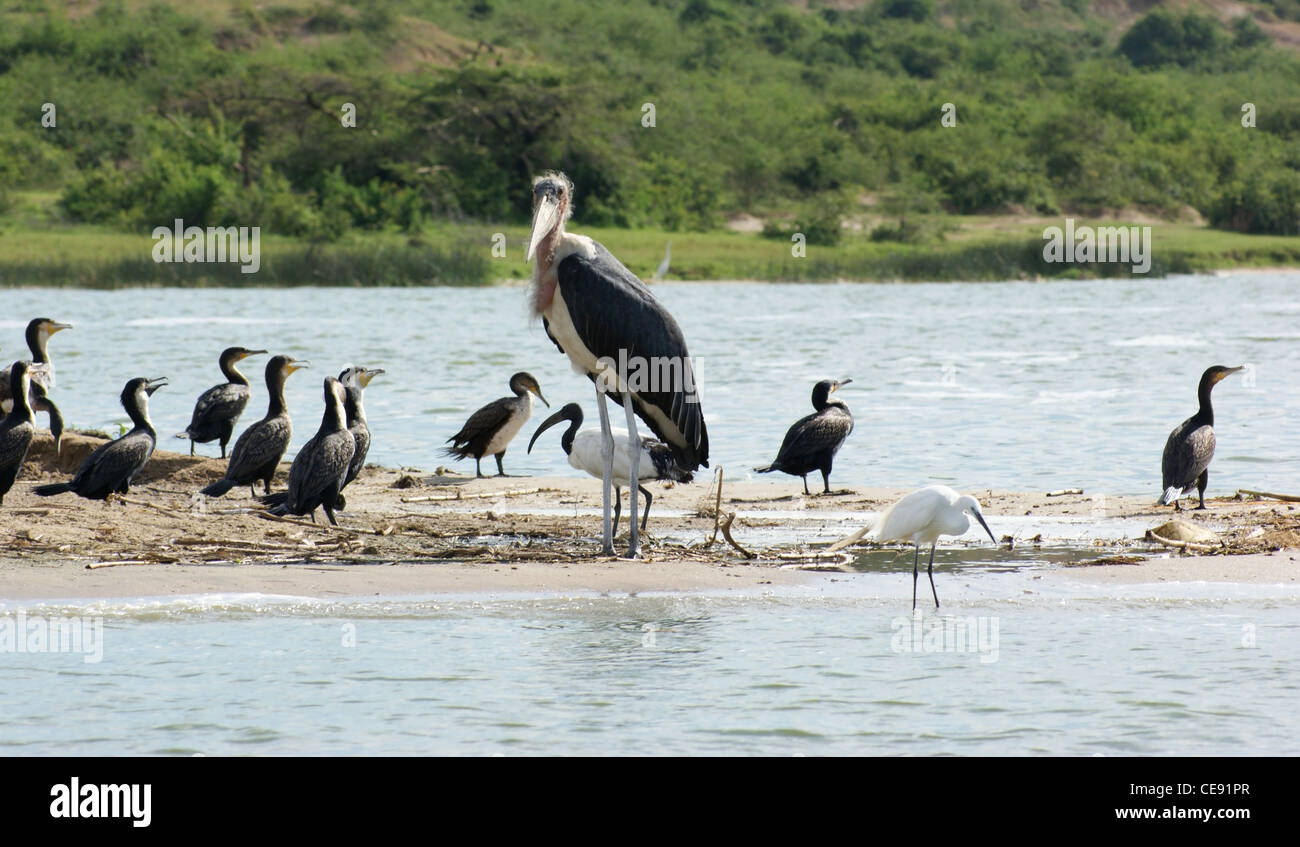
[{"x1": 871, "y1": 485, "x2": 998, "y2": 610}]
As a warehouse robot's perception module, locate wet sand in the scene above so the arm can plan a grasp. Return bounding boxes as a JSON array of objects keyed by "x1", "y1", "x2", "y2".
[{"x1": 1, "y1": 433, "x2": 1297, "y2": 599}]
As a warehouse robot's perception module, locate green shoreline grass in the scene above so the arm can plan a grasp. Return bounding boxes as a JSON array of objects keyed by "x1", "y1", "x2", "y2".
[{"x1": 1, "y1": 216, "x2": 1298, "y2": 288}]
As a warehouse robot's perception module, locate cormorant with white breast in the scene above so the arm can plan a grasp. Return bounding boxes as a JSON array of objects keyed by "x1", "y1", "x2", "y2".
[
  {"x1": 34, "y1": 377, "x2": 167, "y2": 501},
  {"x1": 444, "y1": 372, "x2": 548, "y2": 477},
  {"x1": 526, "y1": 171, "x2": 709, "y2": 557},
  {"x1": 200, "y1": 355, "x2": 307, "y2": 498},
  {"x1": 177, "y1": 346, "x2": 266, "y2": 457},
  {"x1": 528, "y1": 402, "x2": 693, "y2": 535},
  {"x1": 755, "y1": 378, "x2": 854, "y2": 495},
  {"x1": 0, "y1": 318, "x2": 72, "y2": 453},
  {"x1": 259, "y1": 364, "x2": 383, "y2": 512},
  {"x1": 264, "y1": 377, "x2": 354, "y2": 526},
  {"x1": 1158, "y1": 364, "x2": 1243, "y2": 510},
  {"x1": 0, "y1": 361, "x2": 38, "y2": 505}
]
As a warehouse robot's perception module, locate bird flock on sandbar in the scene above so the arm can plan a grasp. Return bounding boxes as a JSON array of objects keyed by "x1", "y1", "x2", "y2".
[{"x1": 0, "y1": 172, "x2": 1250, "y2": 609}]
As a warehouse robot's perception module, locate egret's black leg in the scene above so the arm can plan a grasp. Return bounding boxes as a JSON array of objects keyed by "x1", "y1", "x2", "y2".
[
  {"x1": 495, "y1": 452, "x2": 506, "y2": 477},
  {"x1": 912, "y1": 544, "x2": 920, "y2": 611},
  {"x1": 1195, "y1": 470, "x2": 1208, "y2": 510},
  {"x1": 613, "y1": 486, "x2": 622, "y2": 537},
  {"x1": 928, "y1": 543, "x2": 940, "y2": 609}
]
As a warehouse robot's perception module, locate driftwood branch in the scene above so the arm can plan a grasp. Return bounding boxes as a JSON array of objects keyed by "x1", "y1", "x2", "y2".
[{"x1": 1237, "y1": 488, "x2": 1300, "y2": 503}]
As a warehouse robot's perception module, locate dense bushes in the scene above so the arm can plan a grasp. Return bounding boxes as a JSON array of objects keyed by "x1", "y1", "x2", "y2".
[{"x1": 0, "y1": 1, "x2": 1297, "y2": 239}]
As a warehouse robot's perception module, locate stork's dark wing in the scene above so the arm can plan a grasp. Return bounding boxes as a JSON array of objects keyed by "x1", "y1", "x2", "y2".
[
  {"x1": 1162, "y1": 418, "x2": 1215, "y2": 491},
  {"x1": 554, "y1": 243, "x2": 709, "y2": 469}
]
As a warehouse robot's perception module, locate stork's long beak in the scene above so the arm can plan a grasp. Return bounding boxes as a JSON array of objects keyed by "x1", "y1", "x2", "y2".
[
  {"x1": 973, "y1": 510, "x2": 996, "y2": 544},
  {"x1": 527, "y1": 407, "x2": 570, "y2": 454},
  {"x1": 526, "y1": 193, "x2": 562, "y2": 262},
  {"x1": 145, "y1": 377, "x2": 168, "y2": 396}
]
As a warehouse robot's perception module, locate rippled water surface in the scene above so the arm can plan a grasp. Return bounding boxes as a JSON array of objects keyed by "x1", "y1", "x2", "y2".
[
  {"x1": 2, "y1": 273, "x2": 1298, "y2": 755},
  {"x1": 4, "y1": 271, "x2": 1298, "y2": 495}
]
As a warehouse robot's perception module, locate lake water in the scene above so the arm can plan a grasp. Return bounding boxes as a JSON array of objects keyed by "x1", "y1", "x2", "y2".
[
  {"x1": 2, "y1": 272, "x2": 1298, "y2": 755},
  {"x1": 4, "y1": 271, "x2": 1298, "y2": 497}
]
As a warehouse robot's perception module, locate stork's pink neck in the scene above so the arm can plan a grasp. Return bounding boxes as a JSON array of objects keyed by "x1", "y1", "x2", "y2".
[{"x1": 531, "y1": 225, "x2": 564, "y2": 315}]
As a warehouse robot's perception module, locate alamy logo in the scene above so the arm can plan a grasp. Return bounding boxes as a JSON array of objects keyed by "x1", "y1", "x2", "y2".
[
  {"x1": 891, "y1": 612, "x2": 1000, "y2": 664},
  {"x1": 594, "y1": 350, "x2": 701, "y2": 401},
  {"x1": 0, "y1": 612, "x2": 103, "y2": 663},
  {"x1": 50, "y1": 778, "x2": 151, "y2": 827},
  {"x1": 1042, "y1": 218, "x2": 1151, "y2": 274},
  {"x1": 152, "y1": 219, "x2": 261, "y2": 274}
]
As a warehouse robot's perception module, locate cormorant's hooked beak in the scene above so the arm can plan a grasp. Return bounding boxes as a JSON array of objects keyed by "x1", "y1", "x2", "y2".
[
  {"x1": 359, "y1": 367, "x2": 385, "y2": 388},
  {"x1": 527, "y1": 406, "x2": 571, "y2": 454},
  {"x1": 526, "y1": 190, "x2": 562, "y2": 263},
  {"x1": 241, "y1": 349, "x2": 269, "y2": 360},
  {"x1": 833, "y1": 378, "x2": 853, "y2": 392},
  {"x1": 972, "y1": 509, "x2": 997, "y2": 544},
  {"x1": 1215, "y1": 365, "x2": 1245, "y2": 383},
  {"x1": 287, "y1": 360, "x2": 310, "y2": 375},
  {"x1": 531, "y1": 384, "x2": 550, "y2": 408},
  {"x1": 46, "y1": 321, "x2": 72, "y2": 335},
  {"x1": 144, "y1": 378, "x2": 168, "y2": 396}
]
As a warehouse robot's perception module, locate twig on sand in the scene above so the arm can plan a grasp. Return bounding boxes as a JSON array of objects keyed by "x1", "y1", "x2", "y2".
[
  {"x1": 777, "y1": 551, "x2": 854, "y2": 570},
  {"x1": 1146, "y1": 531, "x2": 1220, "y2": 553},
  {"x1": 119, "y1": 497, "x2": 193, "y2": 519},
  {"x1": 1046, "y1": 488, "x2": 1084, "y2": 497},
  {"x1": 400, "y1": 487, "x2": 545, "y2": 503},
  {"x1": 720, "y1": 513, "x2": 752, "y2": 559},
  {"x1": 703, "y1": 467, "x2": 725, "y2": 547},
  {"x1": 254, "y1": 511, "x2": 369, "y2": 535},
  {"x1": 86, "y1": 559, "x2": 152, "y2": 569},
  {"x1": 1237, "y1": 488, "x2": 1300, "y2": 503}
]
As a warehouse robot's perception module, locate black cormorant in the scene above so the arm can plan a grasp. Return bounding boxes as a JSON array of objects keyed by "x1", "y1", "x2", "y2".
[
  {"x1": 0, "y1": 318, "x2": 71, "y2": 452},
  {"x1": 1159, "y1": 365, "x2": 1243, "y2": 510},
  {"x1": 199, "y1": 355, "x2": 307, "y2": 498},
  {"x1": 528, "y1": 402, "x2": 692, "y2": 535},
  {"x1": 0, "y1": 361, "x2": 38, "y2": 505},
  {"x1": 444, "y1": 372, "x2": 548, "y2": 477},
  {"x1": 177, "y1": 346, "x2": 266, "y2": 457},
  {"x1": 755, "y1": 378, "x2": 854, "y2": 495},
  {"x1": 34, "y1": 377, "x2": 167, "y2": 501},
  {"x1": 265, "y1": 377, "x2": 355, "y2": 525},
  {"x1": 259, "y1": 364, "x2": 383, "y2": 512}
]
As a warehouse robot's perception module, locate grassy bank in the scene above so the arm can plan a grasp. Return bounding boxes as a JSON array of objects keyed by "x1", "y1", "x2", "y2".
[{"x1": 3, "y1": 210, "x2": 1297, "y2": 288}]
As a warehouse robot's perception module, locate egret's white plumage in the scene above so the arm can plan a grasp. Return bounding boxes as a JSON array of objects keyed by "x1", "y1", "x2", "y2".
[
  {"x1": 653, "y1": 241, "x2": 671, "y2": 280},
  {"x1": 870, "y1": 485, "x2": 998, "y2": 610}
]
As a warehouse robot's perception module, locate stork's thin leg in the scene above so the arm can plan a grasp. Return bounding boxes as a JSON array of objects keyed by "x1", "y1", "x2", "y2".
[
  {"x1": 613, "y1": 486, "x2": 622, "y2": 537},
  {"x1": 928, "y1": 543, "x2": 940, "y2": 609},
  {"x1": 912, "y1": 544, "x2": 920, "y2": 611},
  {"x1": 1196, "y1": 470, "x2": 1208, "y2": 510},
  {"x1": 622, "y1": 391, "x2": 641, "y2": 559},
  {"x1": 638, "y1": 485, "x2": 652, "y2": 531},
  {"x1": 595, "y1": 383, "x2": 615, "y2": 555}
]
